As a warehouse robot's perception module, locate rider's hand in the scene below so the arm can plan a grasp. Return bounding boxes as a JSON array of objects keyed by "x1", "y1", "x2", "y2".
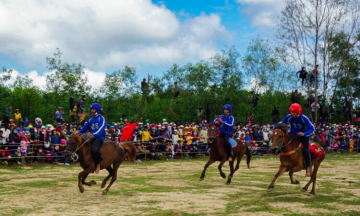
[
  {"x1": 215, "y1": 121, "x2": 219, "y2": 124},
  {"x1": 219, "y1": 118, "x2": 224, "y2": 123},
  {"x1": 89, "y1": 133, "x2": 94, "y2": 138},
  {"x1": 297, "y1": 132, "x2": 305, "y2": 136}
]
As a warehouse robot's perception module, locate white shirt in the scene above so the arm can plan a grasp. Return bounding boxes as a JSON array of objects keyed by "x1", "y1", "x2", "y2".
[{"x1": 1, "y1": 128, "x2": 10, "y2": 140}]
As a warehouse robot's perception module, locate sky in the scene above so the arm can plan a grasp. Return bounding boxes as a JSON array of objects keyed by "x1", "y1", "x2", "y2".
[{"x1": 0, "y1": 0, "x2": 286, "y2": 90}]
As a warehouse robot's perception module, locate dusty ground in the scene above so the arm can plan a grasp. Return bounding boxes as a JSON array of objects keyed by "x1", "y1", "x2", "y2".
[{"x1": 0, "y1": 153, "x2": 359, "y2": 216}]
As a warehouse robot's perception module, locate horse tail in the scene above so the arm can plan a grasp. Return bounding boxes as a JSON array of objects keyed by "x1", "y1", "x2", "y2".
[
  {"x1": 122, "y1": 141, "x2": 137, "y2": 161},
  {"x1": 245, "y1": 144, "x2": 251, "y2": 169}
]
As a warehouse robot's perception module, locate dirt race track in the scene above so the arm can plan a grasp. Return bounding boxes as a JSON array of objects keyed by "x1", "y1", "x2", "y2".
[{"x1": 0, "y1": 153, "x2": 359, "y2": 216}]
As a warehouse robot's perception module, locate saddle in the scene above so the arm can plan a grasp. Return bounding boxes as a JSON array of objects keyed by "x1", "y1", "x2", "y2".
[
  {"x1": 220, "y1": 138, "x2": 237, "y2": 149},
  {"x1": 281, "y1": 137, "x2": 324, "y2": 159}
]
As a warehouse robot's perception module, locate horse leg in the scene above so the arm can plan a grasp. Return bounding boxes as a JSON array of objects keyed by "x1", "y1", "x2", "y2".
[
  {"x1": 78, "y1": 170, "x2": 90, "y2": 193},
  {"x1": 234, "y1": 153, "x2": 242, "y2": 171},
  {"x1": 101, "y1": 166, "x2": 113, "y2": 189},
  {"x1": 268, "y1": 165, "x2": 286, "y2": 192},
  {"x1": 82, "y1": 174, "x2": 97, "y2": 186},
  {"x1": 218, "y1": 158, "x2": 227, "y2": 179},
  {"x1": 226, "y1": 160, "x2": 235, "y2": 185},
  {"x1": 289, "y1": 164, "x2": 302, "y2": 184},
  {"x1": 200, "y1": 158, "x2": 215, "y2": 181},
  {"x1": 302, "y1": 157, "x2": 323, "y2": 195},
  {"x1": 102, "y1": 163, "x2": 119, "y2": 195}
]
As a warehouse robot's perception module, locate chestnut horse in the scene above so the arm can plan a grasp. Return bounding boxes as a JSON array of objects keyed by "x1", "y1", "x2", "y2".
[
  {"x1": 200, "y1": 125, "x2": 251, "y2": 184},
  {"x1": 268, "y1": 125, "x2": 325, "y2": 195},
  {"x1": 64, "y1": 133, "x2": 136, "y2": 195}
]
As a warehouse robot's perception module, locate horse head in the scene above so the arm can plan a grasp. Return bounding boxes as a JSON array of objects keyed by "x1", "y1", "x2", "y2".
[
  {"x1": 208, "y1": 124, "x2": 219, "y2": 142},
  {"x1": 64, "y1": 133, "x2": 85, "y2": 159},
  {"x1": 270, "y1": 129, "x2": 286, "y2": 149}
]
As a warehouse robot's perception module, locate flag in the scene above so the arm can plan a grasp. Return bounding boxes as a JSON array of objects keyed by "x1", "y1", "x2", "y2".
[{"x1": 120, "y1": 123, "x2": 138, "y2": 142}]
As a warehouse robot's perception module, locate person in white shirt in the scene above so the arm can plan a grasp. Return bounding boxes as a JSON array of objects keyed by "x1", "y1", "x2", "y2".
[{"x1": 0, "y1": 124, "x2": 10, "y2": 142}]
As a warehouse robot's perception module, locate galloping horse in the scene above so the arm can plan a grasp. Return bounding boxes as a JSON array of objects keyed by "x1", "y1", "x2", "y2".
[
  {"x1": 268, "y1": 124, "x2": 325, "y2": 195},
  {"x1": 200, "y1": 125, "x2": 251, "y2": 184},
  {"x1": 64, "y1": 133, "x2": 136, "y2": 195}
]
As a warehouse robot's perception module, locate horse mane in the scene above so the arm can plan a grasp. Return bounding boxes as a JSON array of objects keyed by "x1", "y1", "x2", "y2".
[
  {"x1": 69, "y1": 133, "x2": 86, "y2": 144},
  {"x1": 274, "y1": 123, "x2": 287, "y2": 130},
  {"x1": 312, "y1": 135, "x2": 325, "y2": 148}
]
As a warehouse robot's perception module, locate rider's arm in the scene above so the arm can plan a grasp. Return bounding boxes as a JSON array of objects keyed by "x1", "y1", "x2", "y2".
[
  {"x1": 302, "y1": 116, "x2": 315, "y2": 137},
  {"x1": 223, "y1": 116, "x2": 235, "y2": 127},
  {"x1": 79, "y1": 120, "x2": 91, "y2": 134},
  {"x1": 92, "y1": 116, "x2": 106, "y2": 135},
  {"x1": 281, "y1": 114, "x2": 291, "y2": 124}
]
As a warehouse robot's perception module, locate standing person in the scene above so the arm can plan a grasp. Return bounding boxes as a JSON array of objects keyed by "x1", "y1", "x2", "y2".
[
  {"x1": 291, "y1": 90, "x2": 299, "y2": 104},
  {"x1": 70, "y1": 102, "x2": 78, "y2": 123},
  {"x1": 213, "y1": 104, "x2": 235, "y2": 162},
  {"x1": 271, "y1": 106, "x2": 280, "y2": 122},
  {"x1": 78, "y1": 103, "x2": 106, "y2": 174},
  {"x1": 296, "y1": 67, "x2": 308, "y2": 86},
  {"x1": 311, "y1": 101, "x2": 320, "y2": 121},
  {"x1": 78, "y1": 109, "x2": 89, "y2": 126},
  {"x1": 5, "y1": 105, "x2": 12, "y2": 115},
  {"x1": 311, "y1": 65, "x2": 320, "y2": 88},
  {"x1": 282, "y1": 103, "x2": 315, "y2": 177},
  {"x1": 77, "y1": 94, "x2": 86, "y2": 111},
  {"x1": 13, "y1": 109, "x2": 22, "y2": 123},
  {"x1": 55, "y1": 107, "x2": 64, "y2": 124},
  {"x1": 141, "y1": 78, "x2": 147, "y2": 94}
]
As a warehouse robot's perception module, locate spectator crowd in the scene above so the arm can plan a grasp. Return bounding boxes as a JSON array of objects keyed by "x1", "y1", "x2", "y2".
[{"x1": 1, "y1": 102, "x2": 359, "y2": 165}]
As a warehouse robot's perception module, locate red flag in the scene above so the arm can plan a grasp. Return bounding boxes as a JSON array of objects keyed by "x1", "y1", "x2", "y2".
[{"x1": 120, "y1": 123, "x2": 138, "y2": 142}]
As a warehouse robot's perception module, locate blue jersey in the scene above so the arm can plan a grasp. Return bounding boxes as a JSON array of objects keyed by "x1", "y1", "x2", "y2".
[
  {"x1": 79, "y1": 114, "x2": 106, "y2": 141},
  {"x1": 282, "y1": 113, "x2": 315, "y2": 137},
  {"x1": 213, "y1": 115, "x2": 235, "y2": 136}
]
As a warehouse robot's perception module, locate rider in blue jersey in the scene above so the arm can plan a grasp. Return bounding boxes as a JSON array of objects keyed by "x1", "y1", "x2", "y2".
[{"x1": 79, "y1": 103, "x2": 106, "y2": 174}]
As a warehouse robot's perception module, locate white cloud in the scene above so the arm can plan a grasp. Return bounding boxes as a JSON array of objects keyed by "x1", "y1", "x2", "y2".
[
  {"x1": 0, "y1": 0, "x2": 230, "y2": 70},
  {"x1": 4, "y1": 69, "x2": 106, "y2": 91},
  {"x1": 236, "y1": 0, "x2": 286, "y2": 28},
  {"x1": 243, "y1": 77, "x2": 269, "y2": 93}
]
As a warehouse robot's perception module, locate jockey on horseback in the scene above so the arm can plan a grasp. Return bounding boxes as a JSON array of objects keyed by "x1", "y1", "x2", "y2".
[
  {"x1": 79, "y1": 103, "x2": 106, "y2": 174},
  {"x1": 282, "y1": 103, "x2": 315, "y2": 177},
  {"x1": 214, "y1": 104, "x2": 235, "y2": 162}
]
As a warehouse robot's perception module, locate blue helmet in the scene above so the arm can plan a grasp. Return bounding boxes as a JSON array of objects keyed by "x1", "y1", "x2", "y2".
[
  {"x1": 90, "y1": 103, "x2": 102, "y2": 115},
  {"x1": 110, "y1": 125, "x2": 115, "y2": 128},
  {"x1": 223, "y1": 104, "x2": 232, "y2": 114}
]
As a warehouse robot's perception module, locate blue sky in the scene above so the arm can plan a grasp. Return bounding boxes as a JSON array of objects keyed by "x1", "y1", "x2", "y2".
[{"x1": 0, "y1": 0, "x2": 284, "y2": 89}]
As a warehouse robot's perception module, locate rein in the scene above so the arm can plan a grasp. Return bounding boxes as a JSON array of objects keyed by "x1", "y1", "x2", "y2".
[
  {"x1": 64, "y1": 138, "x2": 91, "y2": 155},
  {"x1": 272, "y1": 129, "x2": 298, "y2": 155}
]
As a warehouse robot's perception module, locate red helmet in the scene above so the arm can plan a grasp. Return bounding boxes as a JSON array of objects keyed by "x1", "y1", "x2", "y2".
[{"x1": 289, "y1": 103, "x2": 302, "y2": 117}]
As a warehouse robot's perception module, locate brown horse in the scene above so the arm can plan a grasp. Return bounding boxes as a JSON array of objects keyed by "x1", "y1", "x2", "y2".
[
  {"x1": 200, "y1": 125, "x2": 251, "y2": 184},
  {"x1": 64, "y1": 133, "x2": 136, "y2": 195},
  {"x1": 268, "y1": 126, "x2": 325, "y2": 195}
]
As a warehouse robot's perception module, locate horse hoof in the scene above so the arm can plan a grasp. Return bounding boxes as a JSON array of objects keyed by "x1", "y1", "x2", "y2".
[
  {"x1": 226, "y1": 182, "x2": 231, "y2": 185},
  {"x1": 101, "y1": 183, "x2": 106, "y2": 189},
  {"x1": 90, "y1": 180, "x2": 97, "y2": 185},
  {"x1": 301, "y1": 187, "x2": 307, "y2": 192},
  {"x1": 199, "y1": 177, "x2": 204, "y2": 181},
  {"x1": 267, "y1": 186, "x2": 274, "y2": 192},
  {"x1": 309, "y1": 192, "x2": 315, "y2": 196},
  {"x1": 102, "y1": 190, "x2": 108, "y2": 195},
  {"x1": 295, "y1": 180, "x2": 300, "y2": 184},
  {"x1": 79, "y1": 186, "x2": 84, "y2": 193},
  {"x1": 221, "y1": 173, "x2": 226, "y2": 179}
]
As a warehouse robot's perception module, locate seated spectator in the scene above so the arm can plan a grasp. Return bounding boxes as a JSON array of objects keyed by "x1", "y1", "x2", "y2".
[
  {"x1": 149, "y1": 144, "x2": 161, "y2": 160},
  {"x1": 137, "y1": 143, "x2": 149, "y2": 160}
]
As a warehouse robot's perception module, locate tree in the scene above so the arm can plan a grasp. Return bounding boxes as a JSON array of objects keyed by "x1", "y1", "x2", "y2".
[
  {"x1": 277, "y1": 0, "x2": 360, "y2": 121},
  {"x1": 46, "y1": 48, "x2": 91, "y2": 108}
]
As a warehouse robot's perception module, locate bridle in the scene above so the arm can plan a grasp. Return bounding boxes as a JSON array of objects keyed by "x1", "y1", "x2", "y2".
[
  {"x1": 271, "y1": 129, "x2": 293, "y2": 149},
  {"x1": 64, "y1": 137, "x2": 91, "y2": 155},
  {"x1": 208, "y1": 125, "x2": 219, "y2": 141}
]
